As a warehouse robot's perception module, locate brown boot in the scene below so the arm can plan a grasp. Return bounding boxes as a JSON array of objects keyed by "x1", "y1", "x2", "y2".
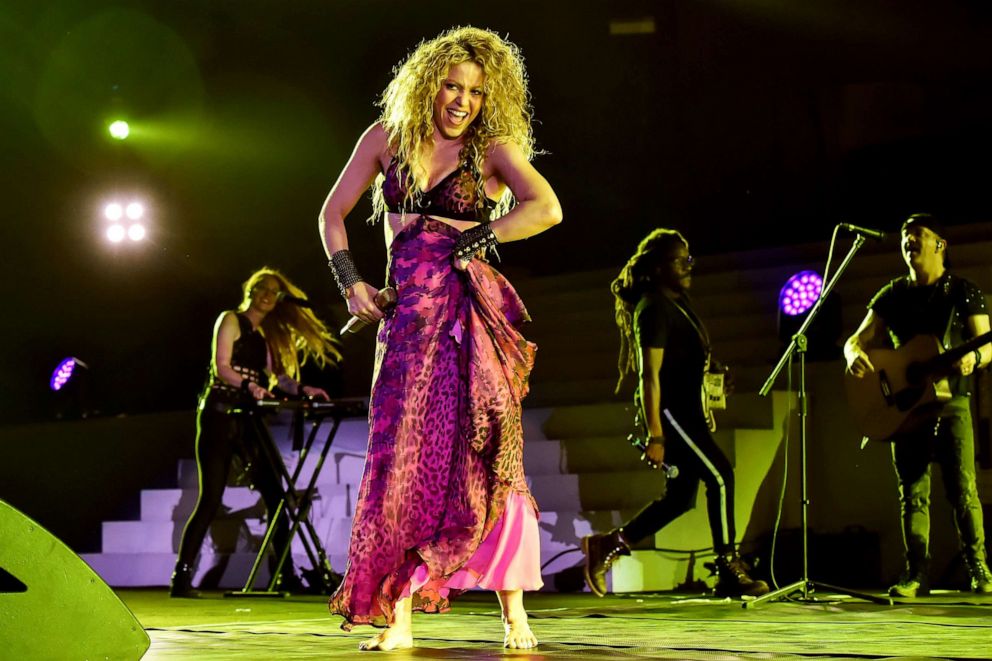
[
  {"x1": 582, "y1": 529, "x2": 630, "y2": 597},
  {"x1": 714, "y1": 550, "x2": 769, "y2": 598}
]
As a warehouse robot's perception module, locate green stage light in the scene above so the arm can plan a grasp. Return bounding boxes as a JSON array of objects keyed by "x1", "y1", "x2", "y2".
[{"x1": 108, "y1": 120, "x2": 130, "y2": 140}]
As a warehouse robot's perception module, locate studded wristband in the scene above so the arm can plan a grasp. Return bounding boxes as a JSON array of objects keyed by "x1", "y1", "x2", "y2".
[
  {"x1": 328, "y1": 249, "x2": 364, "y2": 297},
  {"x1": 453, "y1": 223, "x2": 499, "y2": 261}
]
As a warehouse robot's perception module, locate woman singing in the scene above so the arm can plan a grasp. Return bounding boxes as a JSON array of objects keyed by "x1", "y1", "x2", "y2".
[{"x1": 319, "y1": 27, "x2": 561, "y2": 650}]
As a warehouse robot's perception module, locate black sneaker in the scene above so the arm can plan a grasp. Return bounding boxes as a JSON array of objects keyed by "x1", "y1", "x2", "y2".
[{"x1": 581, "y1": 529, "x2": 630, "y2": 597}]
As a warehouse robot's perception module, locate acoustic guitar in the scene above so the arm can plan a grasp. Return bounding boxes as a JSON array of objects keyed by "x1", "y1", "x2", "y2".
[{"x1": 845, "y1": 331, "x2": 991, "y2": 441}]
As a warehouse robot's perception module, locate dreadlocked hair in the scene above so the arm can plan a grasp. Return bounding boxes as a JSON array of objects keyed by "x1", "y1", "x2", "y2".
[
  {"x1": 241, "y1": 268, "x2": 342, "y2": 382},
  {"x1": 370, "y1": 26, "x2": 536, "y2": 223},
  {"x1": 611, "y1": 229, "x2": 688, "y2": 392}
]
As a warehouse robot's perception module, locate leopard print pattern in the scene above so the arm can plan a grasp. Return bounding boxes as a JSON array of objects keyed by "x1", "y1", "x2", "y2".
[
  {"x1": 382, "y1": 158, "x2": 493, "y2": 221},
  {"x1": 328, "y1": 216, "x2": 537, "y2": 629}
]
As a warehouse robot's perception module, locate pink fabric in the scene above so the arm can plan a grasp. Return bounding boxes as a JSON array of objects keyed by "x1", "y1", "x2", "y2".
[
  {"x1": 328, "y1": 217, "x2": 540, "y2": 629},
  {"x1": 402, "y1": 491, "x2": 543, "y2": 598}
]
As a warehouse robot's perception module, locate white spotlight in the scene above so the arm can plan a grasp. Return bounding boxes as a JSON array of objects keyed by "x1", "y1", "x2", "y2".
[
  {"x1": 127, "y1": 224, "x2": 146, "y2": 241},
  {"x1": 107, "y1": 224, "x2": 126, "y2": 243},
  {"x1": 104, "y1": 203, "x2": 123, "y2": 221},
  {"x1": 125, "y1": 202, "x2": 144, "y2": 220}
]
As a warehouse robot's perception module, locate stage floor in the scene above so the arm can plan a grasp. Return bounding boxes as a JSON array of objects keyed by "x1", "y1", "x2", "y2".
[{"x1": 122, "y1": 588, "x2": 992, "y2": 660}]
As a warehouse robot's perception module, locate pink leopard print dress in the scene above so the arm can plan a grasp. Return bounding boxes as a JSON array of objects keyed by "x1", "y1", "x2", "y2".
[{"x1": 328, "y1": 211, "x2": 540, "y2": 629}]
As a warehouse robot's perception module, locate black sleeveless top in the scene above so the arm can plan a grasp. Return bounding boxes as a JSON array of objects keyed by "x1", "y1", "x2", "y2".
[
  {"x1": 381, "y1": 157, "x2": 494, "y2": 222},
  {"x1": 202, "y1": 312, "x2": 268, "y2": 401}
]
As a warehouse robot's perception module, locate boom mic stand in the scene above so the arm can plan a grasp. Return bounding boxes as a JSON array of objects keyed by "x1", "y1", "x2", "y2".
[{"x1": 745, "y1": 231, "x2": 890, "y2": 608}]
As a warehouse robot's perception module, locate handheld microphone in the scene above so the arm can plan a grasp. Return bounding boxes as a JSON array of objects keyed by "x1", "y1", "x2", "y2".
[
  {"x1": 628, "y1": 433, "x2": 680, "y2": 478},
  {"x1": 340, "y1": 286, "x2": 398, "y2": 334},
  {"x1": 641, "y1": 458, "x2": 679, "y2": 478},
  {"x1": 838, "y1": 223, "x2": 886, "y2": 241},
  {"x1": 276, "y1": 292, "x2": 315, "y2": 308}
]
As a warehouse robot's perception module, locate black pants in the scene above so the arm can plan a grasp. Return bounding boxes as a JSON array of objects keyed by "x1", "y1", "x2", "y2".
[
  {"x1": 891, "y1": 396, "x2": 987, "y2": 576},
  {"x1": 622, "y1": 406, "x2": 736, "y2": 553},
  {"x1": 175, "y1": 400, "x2": 291, "y2": 572}
]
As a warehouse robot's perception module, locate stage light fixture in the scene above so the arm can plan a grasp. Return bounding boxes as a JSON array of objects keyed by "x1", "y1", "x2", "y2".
[
  {"x1": 50, "y1": 357, "x2": 89, "y2": 391},
  {"x1": 101, "y1": 197, "x2": 151, "y2": 245},
  {"x1": 49, "y1": 357, "x2": 93, "y2": 419},
  {"x1": 125, "y1": 202, "x2": 144, "y2": 220},
  {"x1": 106, "y1": 224, "x2": 126, "y2": 243},
  {"x1": 776, "y1": 269, "x2": 841, "y2": 361},
  {"x1": 778, "y1": 271, "x2": 823, "y2": 316},
  {"x1": 109, "y1": 120, "x2": 130, "y2": 140},
  {"x1": 127, "y1": 224, "x2": 146, "y2": 241},
  {"x1": 104, "y1": 203, "x2": 123, "y2": 221}
]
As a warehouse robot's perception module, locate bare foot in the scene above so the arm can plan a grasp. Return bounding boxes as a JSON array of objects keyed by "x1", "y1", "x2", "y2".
[
  {"x1": 502, "y1": 615, "x2": 538, "y2": 650},
  {"x1": 358, "y1": 627, "x2": 413, "y2": 651},
  {"x1": 359, "y1": 596, "x2": 413, "y2": 651}
]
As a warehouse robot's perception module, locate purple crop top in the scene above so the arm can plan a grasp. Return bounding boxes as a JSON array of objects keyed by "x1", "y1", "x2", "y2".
[{"x1": 382, "y1": 157, "x2": 494, "y2": 222}]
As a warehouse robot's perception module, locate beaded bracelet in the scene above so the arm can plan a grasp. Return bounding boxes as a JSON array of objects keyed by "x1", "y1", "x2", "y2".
[{"x1": 328, "y1": 249, "x2": 364, "y2": 297}]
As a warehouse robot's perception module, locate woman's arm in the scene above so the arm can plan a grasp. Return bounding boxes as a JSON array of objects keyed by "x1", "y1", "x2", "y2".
[
  {"x1": 319, "y1": 123, "x2": 387, "y2": 255},
  {"x1": 318, "y1": 122, "x2": 388, "y2": 324},
  {"x1": 638, "y1": 346, "x2": 666, "y2": 468},
  {"x1": 275, "y1": 373, "x2": 330, "y2": 401},
  {"x1": 486, "y1": 141, "x2": 562, "y2": 243}
]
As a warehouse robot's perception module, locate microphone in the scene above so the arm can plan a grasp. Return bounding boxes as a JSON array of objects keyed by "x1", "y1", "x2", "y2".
[
  {"x1": 628, "y1": 433, "x2": 680, "y2": 478},
  {"x1": 643, "y1": 458, "x2": 679, "y2": 478},
  {"x1": 276, "y1": 292, "x2": 315, "y2": 308},
  {"x1": 839, "y1": 223, "x2": 886, "y2": 241},
  {"x1": 340, "y1": 286, "x2": 398, "y2": 334}
]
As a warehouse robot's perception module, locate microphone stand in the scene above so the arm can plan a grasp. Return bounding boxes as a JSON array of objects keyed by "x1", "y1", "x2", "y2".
[{"x1": 745, "y1": 232, "x2": 890, "y2": 608}]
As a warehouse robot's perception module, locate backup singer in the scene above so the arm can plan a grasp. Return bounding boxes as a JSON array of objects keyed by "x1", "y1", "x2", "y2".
[
  {"x1": 582, "y1": 229, "x2": 769, "y2": 599},
  {"x1": 170, "y1": 268, "x2": 339, "y2": 597},
  {"x1": 318, "y1": 27, "x2": 561, "y2": 650}
]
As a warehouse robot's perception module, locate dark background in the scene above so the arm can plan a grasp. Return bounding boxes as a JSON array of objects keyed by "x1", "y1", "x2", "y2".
[{"x1": 2, "y1": 0, "x2": 991, "y2": 423}]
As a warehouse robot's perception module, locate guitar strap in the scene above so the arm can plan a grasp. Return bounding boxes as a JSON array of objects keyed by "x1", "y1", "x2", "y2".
[
  {"x1": 936, "y1": 276, "x2": 957, "y2": 408},
  {"x1": 668, "y1": 296, "x2": 723, "y2": 427},
  {"x1": 668, "y1": 295, "x2": 712, "y2": 369},
  {"x1": 941, "y1": 304, "x2": 955, "y2": 350}
]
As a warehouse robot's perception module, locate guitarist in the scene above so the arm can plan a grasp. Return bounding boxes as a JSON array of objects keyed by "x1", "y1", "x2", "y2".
[
  {"x1": 844, "y1": 213, "x2": 991, "y2": 597},
  {"x1": 582, "y1": 228, "x2": 768, "y2": 599}
]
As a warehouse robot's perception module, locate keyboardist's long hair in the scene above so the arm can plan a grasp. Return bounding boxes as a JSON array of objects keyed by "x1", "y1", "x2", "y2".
[
  {"x1": 241, "y1": 268, "x2": 341, "y2": 381},
  {"x1": 611, "y1": 229, "x2": 688, "y2": 392}
]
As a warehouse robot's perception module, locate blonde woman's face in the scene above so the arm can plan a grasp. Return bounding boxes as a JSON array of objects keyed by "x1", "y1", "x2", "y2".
[
  {"x1": 433, "y1": 61, "x2": 485, "y2": 140},
  {"x1": 249, "y1": 275, "x2": 282, "y2": 313}
]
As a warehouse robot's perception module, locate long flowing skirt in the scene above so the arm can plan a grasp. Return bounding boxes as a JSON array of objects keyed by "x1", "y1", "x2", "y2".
[{"x1": 328, "y1": 216, "x2": 542, "y2": 629}]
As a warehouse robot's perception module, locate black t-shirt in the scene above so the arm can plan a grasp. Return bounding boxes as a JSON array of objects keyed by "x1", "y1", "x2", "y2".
[
  {"x1": 634, "y1": 293, "x2": 708, "y2": 413},
  {"x1": 869, "y1": 273, "x2": 988, "y2": 396}
]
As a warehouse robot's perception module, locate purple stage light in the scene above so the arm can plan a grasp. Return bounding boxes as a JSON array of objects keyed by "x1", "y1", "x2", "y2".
[
  {"x1": 779, "y1": 270, "x2": 823, "y2": 316},
  {"x1": 50, "y1": 357, "x2": 78, "y2": 391}
]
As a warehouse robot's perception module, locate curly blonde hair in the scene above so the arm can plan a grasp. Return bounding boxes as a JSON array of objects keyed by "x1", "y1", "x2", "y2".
[
  {"x1": 240, "y1": 267, "x2": 341, "y2": 382},
  {"x1": 611, "y1": 229, "x2": 688, "y2": 391},
  {"x1": 370, "y1": 26, "x2": 536, "y2": 221}
]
